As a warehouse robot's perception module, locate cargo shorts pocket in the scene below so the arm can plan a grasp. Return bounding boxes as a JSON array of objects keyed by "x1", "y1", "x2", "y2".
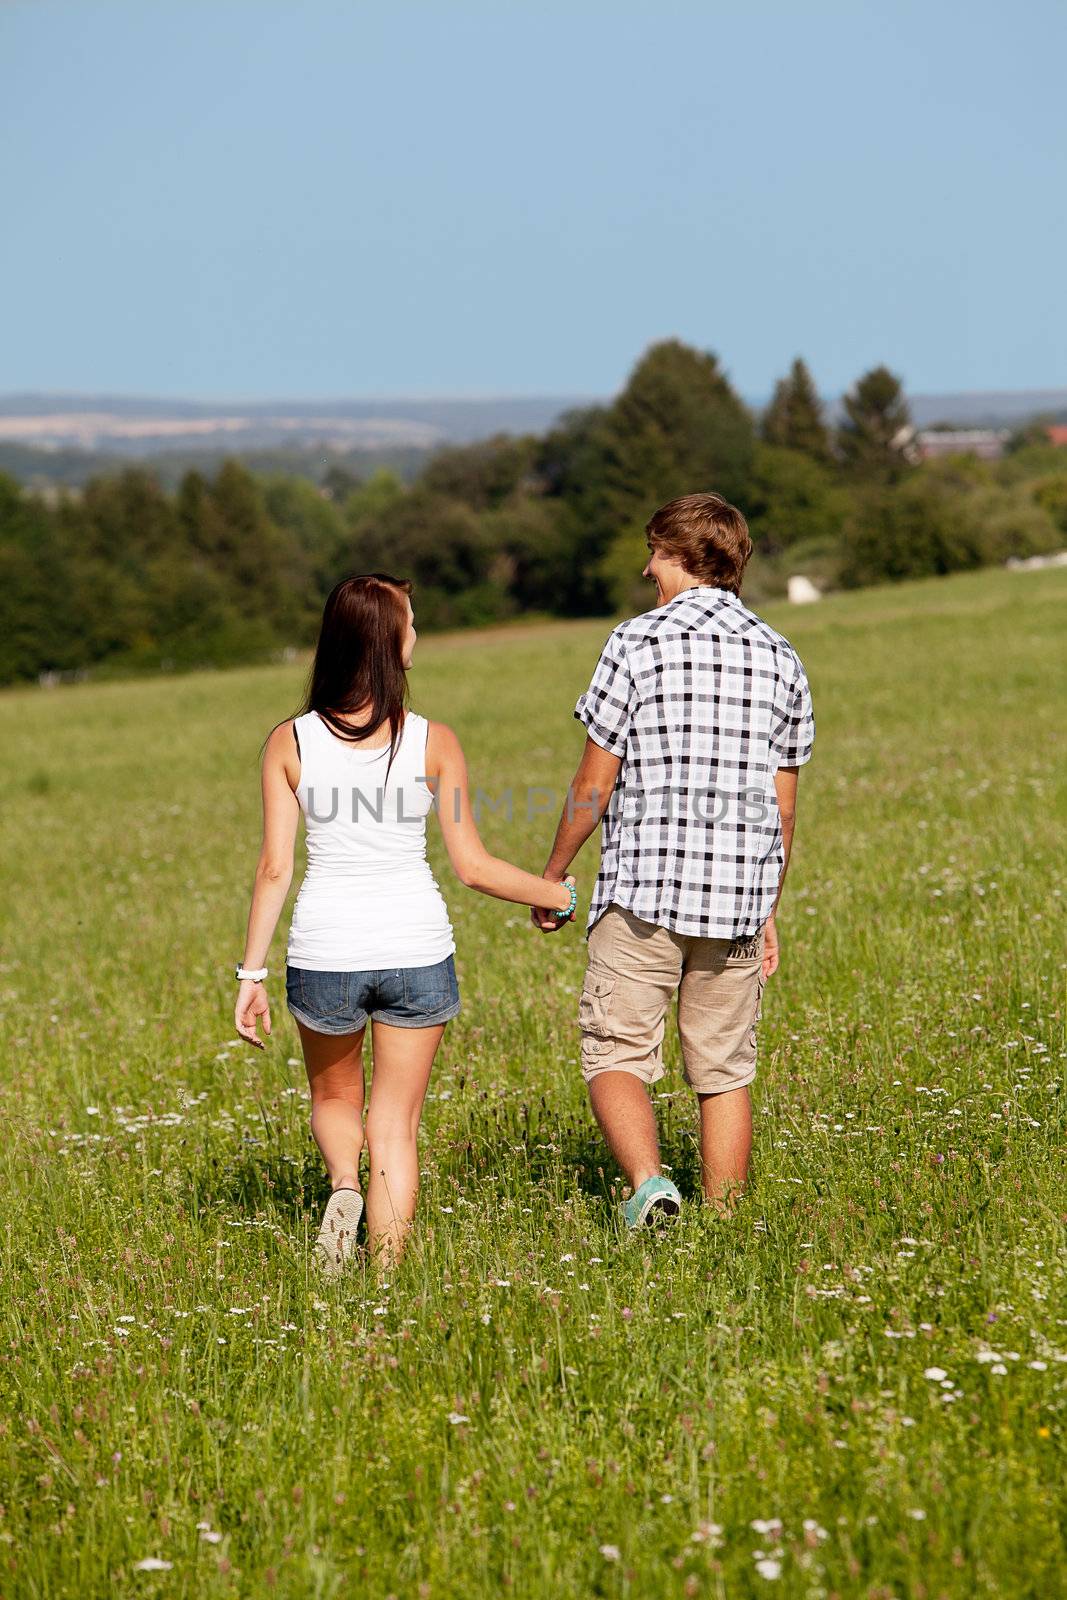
[
  {"x1": 749, "y1": 970, "x2": 766, "y2": 1054},
  {"x1": 578, "y1": 964, "x2": 616, "y2": 1069}
]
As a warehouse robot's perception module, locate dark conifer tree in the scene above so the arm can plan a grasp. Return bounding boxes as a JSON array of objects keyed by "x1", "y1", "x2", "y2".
[{"x1": 762, "y1": 357, "x2": 832, "y2": 461}]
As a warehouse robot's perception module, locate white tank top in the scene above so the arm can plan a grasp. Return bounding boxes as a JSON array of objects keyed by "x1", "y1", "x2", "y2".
[{"x1": 286, "y1": 709, "x2": 455, "y2": 971}]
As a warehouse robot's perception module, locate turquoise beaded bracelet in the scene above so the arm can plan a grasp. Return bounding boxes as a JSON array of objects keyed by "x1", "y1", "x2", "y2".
[{"x1": 551, "y1": 880, "x2": 578, "y2": 922}]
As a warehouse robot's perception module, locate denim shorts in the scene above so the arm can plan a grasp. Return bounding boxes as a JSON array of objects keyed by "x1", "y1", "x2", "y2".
[{"x1": 285, "y1": 956, "x2": 460, "y2": 1035}]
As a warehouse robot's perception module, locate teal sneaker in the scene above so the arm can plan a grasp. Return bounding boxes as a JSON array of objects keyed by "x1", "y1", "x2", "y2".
[{"x1": 623, "y1": 1175, "x2": 682, "y2": 1228}]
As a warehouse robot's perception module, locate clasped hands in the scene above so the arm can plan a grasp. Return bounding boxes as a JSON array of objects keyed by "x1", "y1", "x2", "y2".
[{"x1": 530, "y1": 873, "x2": 577, "y2": 934}]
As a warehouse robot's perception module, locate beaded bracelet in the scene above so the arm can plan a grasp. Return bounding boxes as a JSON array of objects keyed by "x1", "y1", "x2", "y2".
[{"x1": 551, "y1": 880, "x2": 578, "y2": 922}]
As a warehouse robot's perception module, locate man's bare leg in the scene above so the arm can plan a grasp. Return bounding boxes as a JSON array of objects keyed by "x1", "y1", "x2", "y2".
[
  {"x1": 697, "y1": 1084, "x2": 753, "y2": 1211},
  {"x1": 587, "y1": 1070, "x2": 662, "y2": 1191}
]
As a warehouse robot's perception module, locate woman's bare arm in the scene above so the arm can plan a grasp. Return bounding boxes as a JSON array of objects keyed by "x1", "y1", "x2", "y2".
[
  {"x1": 235, "y1": 721, "x2": 301, "y2": 1047},
  {"x1": 425, "y1": 722, "x2": 574, "y2": 915}
]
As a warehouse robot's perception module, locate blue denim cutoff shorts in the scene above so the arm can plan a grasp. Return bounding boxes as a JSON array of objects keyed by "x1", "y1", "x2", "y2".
[{"x1": 285, "y1": 956, "x2": 460, "y2": 1034}]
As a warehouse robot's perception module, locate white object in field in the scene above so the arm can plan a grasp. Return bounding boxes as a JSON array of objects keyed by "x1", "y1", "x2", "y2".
[
  {"x1": 787, "y1": 575, "x2": 822, "y2": 605},
  {"x1": 1004, "y1": 549, "x2": 1067, "y2": 571}
]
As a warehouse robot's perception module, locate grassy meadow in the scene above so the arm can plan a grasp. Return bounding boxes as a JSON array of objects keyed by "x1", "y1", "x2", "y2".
[{"x1": 0, "y1": 565, "x2": 1064, "y2": 1599}]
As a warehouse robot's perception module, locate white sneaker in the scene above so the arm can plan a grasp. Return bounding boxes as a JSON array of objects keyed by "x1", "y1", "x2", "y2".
[{"x1": 312, "y1": 1188, "x2": 364, "y2": 1278}]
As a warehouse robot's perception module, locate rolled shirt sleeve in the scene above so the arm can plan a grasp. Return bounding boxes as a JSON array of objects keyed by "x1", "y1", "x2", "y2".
[
  {"x1": 574, "y1": 629, "x2": 634, "y2": 757},
  {"x1": 769, "y1": 654, "x2": 815, "y2": 768}
]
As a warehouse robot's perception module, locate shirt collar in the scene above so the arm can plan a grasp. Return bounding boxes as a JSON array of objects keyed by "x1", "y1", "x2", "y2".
[{"x1": 664, "y1": 584, "x2": 738, "y2": 603}]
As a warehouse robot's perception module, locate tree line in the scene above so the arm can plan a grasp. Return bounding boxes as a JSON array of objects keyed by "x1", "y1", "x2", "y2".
[{"x1": 2, "y1": 339, "x2": 1065, "y2": 684}]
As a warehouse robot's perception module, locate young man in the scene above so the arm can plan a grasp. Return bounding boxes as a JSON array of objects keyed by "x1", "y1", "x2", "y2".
[{"x1": 534, "y1": 493, "x2": 814, "y2": 1226}]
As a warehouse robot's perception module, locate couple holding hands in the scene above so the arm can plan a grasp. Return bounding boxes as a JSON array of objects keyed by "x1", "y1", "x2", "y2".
[{"x1": 235, "y1": 493, "x2": 814, "y2": 1274}]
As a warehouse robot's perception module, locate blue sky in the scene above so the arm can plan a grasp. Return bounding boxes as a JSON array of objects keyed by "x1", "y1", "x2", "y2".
[{"x1": 3, "y1": 0, "x2": 1065, "y2": 402}]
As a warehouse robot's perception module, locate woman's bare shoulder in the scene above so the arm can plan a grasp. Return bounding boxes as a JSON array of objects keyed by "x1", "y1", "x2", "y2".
[
  {"x1": 263, "y1": 718, "x2": 302, "y2": 783},
  {"x1": 264, "y1": 716, "x2": 299, "y2": 750},
  {"x1": 423, "y1": 720, "x2": 463, "y2": 772}
]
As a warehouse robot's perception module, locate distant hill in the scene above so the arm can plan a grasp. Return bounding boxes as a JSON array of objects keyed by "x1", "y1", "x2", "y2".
[
  {"x1": 2, "y1": 386, "x2": 1065, "y2": 489},
  {"x1": 0, "y1": 392, "x2": 588, "y2": 457},
  {"x1": 892, "y1": 390, "x2": 1067, "y2": 428}
]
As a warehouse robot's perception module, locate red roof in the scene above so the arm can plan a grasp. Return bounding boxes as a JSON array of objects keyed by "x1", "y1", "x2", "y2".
[{"x1": 1045, "y1": 425, "x2": 1067, "y2": 447}]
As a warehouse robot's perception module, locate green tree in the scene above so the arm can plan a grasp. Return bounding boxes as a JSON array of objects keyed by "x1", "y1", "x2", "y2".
[
  {"x1": 837, "y1": 365, "x2": 913, "y2": 478},
  {"x1": 0, "y1": 474, "x2": 72, "y2": 681},
  {"x1": 350, "y1": 491, "x2": 512, "y2": 628},
  {"x1": 580, "y1": 340, "x2": 757, "y2": 610},
  {"x1": 262, "y1": 474, "x2": 348, "y2": 591},
  {"x1": 73, "y1": 467, "x2": 178, "y2": 568},
  {"x1": 746, "y1": 444, "x2": 850, "y2": 556},
  {"x1": 761, "y1": 358, "x2": 832, "y2": 461},
  {"x1": 963, "y1": 484, "x2": 1061, "y2": 564},
  {"x1": 839, "y1": 470, "x2": 982, "y2": 586},
  {"x1": 1031, "y1": 474, "x2": 1067, "y2": 536},
  {"x1": 321, "y1": 462, "x2": 363, "y2": 503},
  {"x1": 534, "y1": 405, "x2": 617, "y2": 614},
  {"x1": 482, "y1": 496, "x2": 574, "y2": 613},
  {"x1": 420, "y1": 434, "x2": 538, "y2": 512},
  {"x1": 603, "y1": 339, "x2": 755, "y2": 509},
  {"x1": 343, "y1": 468, "x2": 405, "y2": 534},
  {"x1": 186, "y1": 459, "x2": 314, "y2": 637}
]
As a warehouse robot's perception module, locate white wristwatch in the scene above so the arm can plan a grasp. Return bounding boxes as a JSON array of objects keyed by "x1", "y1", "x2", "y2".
[{"x1": 235, "y1": 965, "x2": 268, "y2": 983}]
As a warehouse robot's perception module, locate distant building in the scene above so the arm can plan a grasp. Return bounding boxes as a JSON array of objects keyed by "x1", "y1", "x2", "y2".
[
  {"x1": 917, "y1": 429, "x2": 1008, "y2": 461},
  {"x1": 1044, "y1": 425, "x2": 1067, "y2": 447}
]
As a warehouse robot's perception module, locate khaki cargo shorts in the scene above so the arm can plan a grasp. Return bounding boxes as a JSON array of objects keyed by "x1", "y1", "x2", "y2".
[{"x1": 579, "y1": 903, "x2": 766, "y2": 1095}]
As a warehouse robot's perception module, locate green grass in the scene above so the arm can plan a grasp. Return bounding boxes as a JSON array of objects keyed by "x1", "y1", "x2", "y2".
[{"x1": 0, "y1": 565, "x2": 1064, "y2": 1599}]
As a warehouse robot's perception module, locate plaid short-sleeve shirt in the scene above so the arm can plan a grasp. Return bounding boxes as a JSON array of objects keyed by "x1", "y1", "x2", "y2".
[{"x1": 574, "y1": 585, "x2": 815, "y2": 939}]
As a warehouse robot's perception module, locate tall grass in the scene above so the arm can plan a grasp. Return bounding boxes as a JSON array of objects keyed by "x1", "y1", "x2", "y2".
[{"x1": 0, "y1": 566, "x2": 1063, "y2": 1598}]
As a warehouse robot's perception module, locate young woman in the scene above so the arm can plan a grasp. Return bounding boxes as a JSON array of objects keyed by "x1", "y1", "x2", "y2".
[{"x1": 234, "y1": 573, "x2": 577, "y2": 1275}]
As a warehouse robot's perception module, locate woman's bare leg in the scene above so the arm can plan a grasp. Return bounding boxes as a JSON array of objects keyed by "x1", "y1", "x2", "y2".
[
  {"x1": 296, "y1": 1020, "x2": 367, "y2": 1193},
  {"x1": 365, "y1": 1020, "x2": 445, "y2": 1266}
]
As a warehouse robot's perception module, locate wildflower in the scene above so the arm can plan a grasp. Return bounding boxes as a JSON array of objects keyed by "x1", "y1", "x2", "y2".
[
  {"x1": 755, "y1": 1557, "x2": 782, "y2": 1579},
  {"x1": 599, "y1": 1545, "x2": 621, "y2": 1561},
  {"x1": 1029, "y1": 1360, "x2": 1048, "y2": 1371},
  {"x1": 751, "y1": 1518, "x2": 783, "y2": 1536},
  {"x1": 907, "y1": 1509, "x2": 926, "y2": 1520},
  {"x1": 447, "y1": 1412, "x2": 469, "y2": 1426},
  {"x1": 923, "y1": 1367, "x2": 948, "y2": 1382},
  {"x1": 133, "y1": 1558, "x2": 173, "y2": 1571}
]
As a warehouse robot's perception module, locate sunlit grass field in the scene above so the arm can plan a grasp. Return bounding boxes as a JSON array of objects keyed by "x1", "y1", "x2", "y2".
[{"x1": 1, "y1": 565, "x2": 1064, "y2": 1599}]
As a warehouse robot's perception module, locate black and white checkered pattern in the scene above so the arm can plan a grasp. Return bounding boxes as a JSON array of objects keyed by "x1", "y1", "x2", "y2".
[{"x1": 574, "y1": 585, "x2": 815, "y2": 939}]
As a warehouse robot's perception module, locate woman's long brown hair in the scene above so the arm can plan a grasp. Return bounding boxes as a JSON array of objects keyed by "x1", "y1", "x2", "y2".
[{"x1": 299, "y1": 573, "x2": 413, "y2": 780}]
